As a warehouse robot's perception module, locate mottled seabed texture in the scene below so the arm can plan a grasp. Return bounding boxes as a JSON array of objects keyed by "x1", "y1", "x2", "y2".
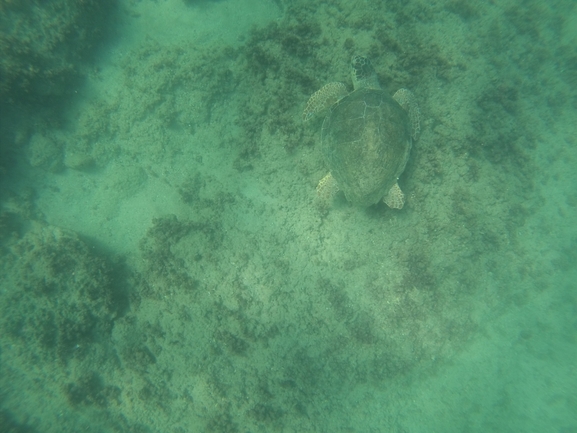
[{"x1": 0, "y1": 0, "x2": 576, "y2": 432}]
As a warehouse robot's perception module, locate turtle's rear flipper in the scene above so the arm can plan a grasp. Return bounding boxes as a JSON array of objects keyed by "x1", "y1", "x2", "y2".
[
  {"x1": 303, "y1": 82, "x2": 348, "y2": 122},
  {"x1": 316, "y1": 172, "x2": 340, "y2": 209},
  {"x1": 384, "y1": 182, "x2": 405, "y2": 209}
]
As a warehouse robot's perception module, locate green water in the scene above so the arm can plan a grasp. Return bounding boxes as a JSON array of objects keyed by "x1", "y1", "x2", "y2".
[{"x1": 1, "y1": 0, "x2": 576, "y2": 432}]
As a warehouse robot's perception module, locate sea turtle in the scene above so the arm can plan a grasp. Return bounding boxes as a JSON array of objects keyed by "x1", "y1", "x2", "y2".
[{"x1": 303, "y1": 55, "x2": 420, "y2": 209}]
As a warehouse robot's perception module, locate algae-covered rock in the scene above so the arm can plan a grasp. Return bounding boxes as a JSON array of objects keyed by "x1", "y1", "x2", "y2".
[
  {"x1": 26, "y1": 132, "x2": 64, "y2": 172},
  {"x1": 0, "y1": 223, "x2": 127, "y2": 363},
  {"x1": 0, "y1": 0, "x2": 116, "y2": 102}
]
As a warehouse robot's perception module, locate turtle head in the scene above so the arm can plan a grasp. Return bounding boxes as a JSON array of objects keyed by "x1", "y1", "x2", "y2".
[{"x1": 351, "y1": 55, "x2": 380, "y2": 90}]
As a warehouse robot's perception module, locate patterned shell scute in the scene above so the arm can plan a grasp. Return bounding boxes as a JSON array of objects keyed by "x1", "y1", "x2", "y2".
[{"x1": 321, "y1": 87, "x2": 412, "y2": 207}]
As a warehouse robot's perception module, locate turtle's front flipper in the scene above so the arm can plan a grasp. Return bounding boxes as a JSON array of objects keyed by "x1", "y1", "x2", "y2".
[
  {"x1": 393, "y1": 88, "x2": 421, "y2": 140},
  {"x1": 384, "y1": 182, "x2": 405, "y2": 209},
  {"x1": 303, "y1": 82, "x2": 348, "y2": 122}
]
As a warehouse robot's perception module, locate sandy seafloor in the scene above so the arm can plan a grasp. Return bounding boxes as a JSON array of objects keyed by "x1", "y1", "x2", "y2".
[{"x1": 1, "y1": 0, "x2": 576, "y2": 432}]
